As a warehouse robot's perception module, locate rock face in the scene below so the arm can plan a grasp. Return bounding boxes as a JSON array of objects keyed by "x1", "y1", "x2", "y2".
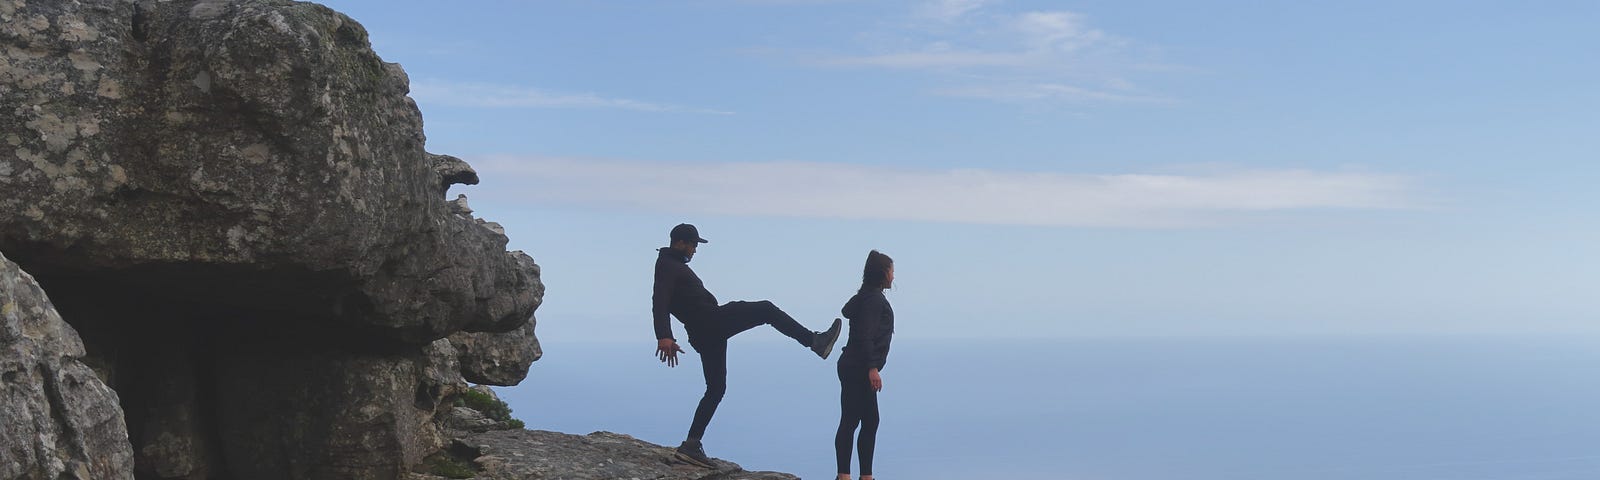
[
  {"x1": 0, "y1": 0, "x2": 544, "y2": 478},
  {"x1": 0, "y1": 251, "x2": 134, "y2": 480}
]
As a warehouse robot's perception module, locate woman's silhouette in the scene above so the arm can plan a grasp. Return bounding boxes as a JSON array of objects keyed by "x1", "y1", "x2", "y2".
[{"x1": 835, "y1": 250, "x2": 894, "y2": 480}]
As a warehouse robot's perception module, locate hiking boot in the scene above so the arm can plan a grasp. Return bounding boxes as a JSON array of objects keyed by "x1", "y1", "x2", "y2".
[
  {"x1": 675, "y1": 439, "x2": 714, "y2": 468},
  {"x1": 812, "y1": 317, "x2": 843, "y2": 359}
]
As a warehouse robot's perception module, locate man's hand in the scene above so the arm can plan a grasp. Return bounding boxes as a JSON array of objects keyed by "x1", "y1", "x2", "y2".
[
  {"x1": 868, "y1": 368, "x2": 883, "y2": 392},
  {"x1": 657, "y1": 338, "x2": 686, "y2": 367}
]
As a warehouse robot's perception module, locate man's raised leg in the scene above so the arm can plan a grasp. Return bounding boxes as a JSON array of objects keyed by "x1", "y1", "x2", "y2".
[{"x1": 717, "y1": 301, "x2": 842, "y2": 358}]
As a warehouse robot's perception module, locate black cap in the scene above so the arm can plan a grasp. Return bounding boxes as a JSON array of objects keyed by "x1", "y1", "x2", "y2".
[{"x1": 670, "y1": 223, "x2": 709, "y2": 244}]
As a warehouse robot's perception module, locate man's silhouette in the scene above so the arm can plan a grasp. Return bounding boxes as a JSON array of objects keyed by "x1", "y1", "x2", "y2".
[{"x1": 652, "y1": 223, "x2": 843, "y2": 467}]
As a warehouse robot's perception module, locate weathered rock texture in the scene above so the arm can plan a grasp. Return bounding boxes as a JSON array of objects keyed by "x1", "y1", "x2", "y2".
[
  {"x1": 452, "y1": 430, "x2": 800, "y2": 480},
  {"x1": 0, "y1": 251, "x2": 134, "y2": 479},
  {"x1": 450, "y1": 254, "x2": 543, "y2": 386},
  {"x1": 0, "y1": 0, "x2": 544, "y2": 478}
]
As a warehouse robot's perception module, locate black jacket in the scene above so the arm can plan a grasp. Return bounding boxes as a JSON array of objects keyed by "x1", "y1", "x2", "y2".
[
  {"x1": 839, "y1": 289, "x2": 893, "y2": 371},
  {"x1": 652, "y1": 247, "x2": 719, "y2": 340}
]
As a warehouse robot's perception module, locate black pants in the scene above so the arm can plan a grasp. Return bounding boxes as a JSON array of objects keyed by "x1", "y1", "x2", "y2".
[
  {"x1": 685, "y1": 300, "x2": 815, "y2": 440},
  {"x1": 835, "y1": 362, "x2": 880, "y2": 476}
]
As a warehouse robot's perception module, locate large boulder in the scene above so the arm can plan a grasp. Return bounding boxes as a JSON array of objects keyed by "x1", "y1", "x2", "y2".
[
  {"x1": 0, "y1": 251, "x2": 134, "y2": 480},
  {"x1": 0, "y1": 0, "x2": 543, "y2": 478}
]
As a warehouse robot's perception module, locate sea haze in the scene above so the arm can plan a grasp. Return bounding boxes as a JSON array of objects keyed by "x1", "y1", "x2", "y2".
[{"x1": 499, "y1": 335, "x2": 1600, "y2": 480}]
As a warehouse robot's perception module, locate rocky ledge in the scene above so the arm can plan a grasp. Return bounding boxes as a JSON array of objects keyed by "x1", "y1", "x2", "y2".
[
  {"x1": 430, "y1": 429, "x2": 798, "y2": 480},
  {"x1": 416, "y1": 388, "x2": 797, "y2": 480}
]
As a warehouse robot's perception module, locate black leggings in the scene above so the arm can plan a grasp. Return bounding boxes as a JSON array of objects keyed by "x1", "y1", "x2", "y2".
[
  {"x1": 835, "y1": 362, "x2": 880, "y2": 476},
  {"x1": 686, "y1": 301, "x2": 815, "y2": 440}
]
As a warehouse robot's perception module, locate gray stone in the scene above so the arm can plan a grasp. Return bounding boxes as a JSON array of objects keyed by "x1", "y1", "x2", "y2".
[
  {"x1": 450, "y1": 317, "x2": 540, "y2": 386},
  {"x1": 441, "y1": 406, "x2": 501, "y2": 435},
  {"x1": 0, "y1": 251, "x2": 134, "y2": 480},
  {"x1": 432, "y1": 153, "x2": 480, "y2": 193},
  {"x1": 449, "y1": 194, "x2": 474, "y2": 216}
]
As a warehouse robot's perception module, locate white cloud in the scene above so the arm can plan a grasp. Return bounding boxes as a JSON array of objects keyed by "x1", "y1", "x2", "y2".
[
  {"x1": 408, "y1": 80, "x2": 733, "y2": 114},
  {"x1": 917, "y1": 0, "x2": 995, "y2": 23},
  {"x1": 825, "y1": 8, "x2": 1126, "y2": 70},
  {"x1": 809, "y1": 4, "x2": 1162, "y2": 104},
  {"x1": 466, "y1": 156, "x2": 1417, "y2": 228},
  {"x1": 1012, "y1": 11, "x2": 1108, "y2": 53}
]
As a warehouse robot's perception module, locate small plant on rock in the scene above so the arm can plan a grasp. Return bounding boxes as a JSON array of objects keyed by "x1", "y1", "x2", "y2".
[
  {"x1": 455, "y1": 388, "x2": 522, "y2": 428},
  {"x1": 423, "y1": 453, "x2": 476, "y2": 479}
]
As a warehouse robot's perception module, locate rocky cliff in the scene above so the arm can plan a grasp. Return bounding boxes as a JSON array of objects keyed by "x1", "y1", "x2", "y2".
[
  {"x1": 0, "y1": 0, "x2": 546, "y2": 478},
  {"x1": 1, "y1": 1, "x2": 799, "y2": 478}
]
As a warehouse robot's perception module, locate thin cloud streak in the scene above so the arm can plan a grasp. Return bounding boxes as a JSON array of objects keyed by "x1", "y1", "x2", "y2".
[
  {"x1": 469, "y1": 156, "x2": 1418, "y2": 228},
  {"x1": 933, "y1": 83, "x2": 1172, "y2": 103},
  {"x1": 409, "y1": 80, "x2": 733, "y2": 114},
  {"x1": 819, "y1": 50, "x2": 1031, "y2": 69}
]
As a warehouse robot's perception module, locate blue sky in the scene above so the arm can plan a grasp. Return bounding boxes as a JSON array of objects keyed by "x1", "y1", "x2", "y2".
[{"x1": 317, "y1": 0, "x2": 1597, "y2": 340}]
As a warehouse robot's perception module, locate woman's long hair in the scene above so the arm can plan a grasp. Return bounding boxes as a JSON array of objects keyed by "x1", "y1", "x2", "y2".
[{"x1": 859, "y1": 250, "x2": 893, "y2": 294}]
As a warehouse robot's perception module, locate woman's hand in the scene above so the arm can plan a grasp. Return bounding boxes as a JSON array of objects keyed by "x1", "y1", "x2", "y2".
[{"x1": 868, "y1": 368, "x2": 883, "y2": 392}]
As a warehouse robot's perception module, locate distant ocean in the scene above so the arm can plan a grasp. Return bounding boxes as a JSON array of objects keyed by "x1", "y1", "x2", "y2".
[{"x1": 499, "y1": 335, "x2": 1600, "y2": 480}]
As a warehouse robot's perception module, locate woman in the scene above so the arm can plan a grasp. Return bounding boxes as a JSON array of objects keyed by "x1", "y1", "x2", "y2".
[{"x1": 836, "y1": 250, "x2": 894, "y2": 480}]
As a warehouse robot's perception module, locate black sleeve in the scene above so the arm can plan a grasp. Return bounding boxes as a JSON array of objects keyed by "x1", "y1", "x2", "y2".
[
  {"x1": 874, "y1": 330, "x2": 892, "y2": 371},
  {"x1": 651, "y1": 262, "x2": 676, "y2": 340}
]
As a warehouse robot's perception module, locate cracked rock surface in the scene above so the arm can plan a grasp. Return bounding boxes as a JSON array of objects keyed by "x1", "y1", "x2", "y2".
[{"x1": 0, "y1": 251, "x2": 133, "y2": 480}]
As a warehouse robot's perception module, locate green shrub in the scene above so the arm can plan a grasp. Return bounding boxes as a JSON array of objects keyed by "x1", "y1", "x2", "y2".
[
  {"x1": 457, "y1": 388, "x2": 518, "y2": 425},
  {"x1": 424, "y1": 453, "x2": 476, "y2": 479}
]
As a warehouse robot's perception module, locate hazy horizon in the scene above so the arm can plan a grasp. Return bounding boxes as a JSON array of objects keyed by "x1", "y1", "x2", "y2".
[{"x1": 502, "y1": 335, "x2": 1600, "y2": 479}]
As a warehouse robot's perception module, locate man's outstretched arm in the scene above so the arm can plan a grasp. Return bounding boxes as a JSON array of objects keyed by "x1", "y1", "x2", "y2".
[
  {"x1": 652, "y1": 263, "x2": 685, "y2": 366},
  {"x1": 652, "y1": 263, "x2": 677, "y2": 341}
]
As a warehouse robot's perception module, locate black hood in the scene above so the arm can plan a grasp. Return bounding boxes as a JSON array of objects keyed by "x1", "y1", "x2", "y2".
[{"x1": 842, "y1": 290, "x2": 877, "y2": 318}]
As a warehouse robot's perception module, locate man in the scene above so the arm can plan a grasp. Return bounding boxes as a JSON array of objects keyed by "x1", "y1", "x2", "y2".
[{"x1": 653, "y1": 223, "x2": 843, "y2": 468}]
